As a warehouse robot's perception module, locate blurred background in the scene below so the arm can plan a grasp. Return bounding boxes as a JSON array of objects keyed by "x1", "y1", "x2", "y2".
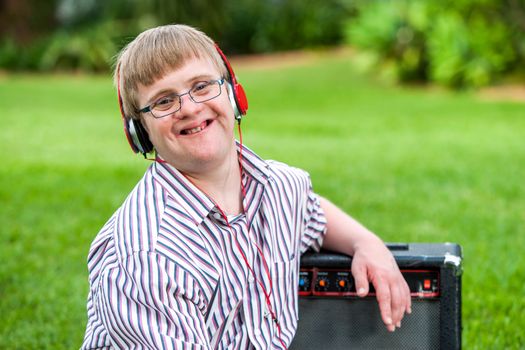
[
  {"x1": 1, "y1": 0, "x2": 524, "y2": 349},
  {"x1": 1, "y1": 0, "x2": 525, "y2": 87}
]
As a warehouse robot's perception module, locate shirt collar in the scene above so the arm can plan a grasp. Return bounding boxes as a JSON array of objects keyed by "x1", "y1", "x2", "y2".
[
  {"x1": 235, "y1": 141, "x2": 270, "y2": 186},
  {"x1": 151, "y1": 161, "x2": 216, "y2": 226},
  {"x1": 150, "y1": 142, "x2": 269, "y2": 225}
]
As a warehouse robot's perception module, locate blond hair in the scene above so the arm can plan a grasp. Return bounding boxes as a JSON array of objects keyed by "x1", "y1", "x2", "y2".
[{"x1": 114, "y1": 24, "x2": 228, "y2": 120}]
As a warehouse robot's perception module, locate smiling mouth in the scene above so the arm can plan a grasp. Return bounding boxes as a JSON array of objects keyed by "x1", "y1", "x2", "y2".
[{"x1": 180, "y1": 120, "x2": 210, "y2": 135}]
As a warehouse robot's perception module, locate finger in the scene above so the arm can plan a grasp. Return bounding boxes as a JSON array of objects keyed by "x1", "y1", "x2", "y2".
[
  {"x1": 391, "y1": 282, "x2": 405, "y2": 328},
  {"x1": 394, "y1": 278, "x2": 413, "y2": 327},
  {"x1": 405, "y1": 280, "x2": 412, "y2": 314},
  {"x1": 373, "y1": 279, "x2": 394, "y2": 331},
  {"x1": 351, "y1": 261, "x2": 369, "y2": 297},
  {"x1": 400, "y1": 279, "x2": 413, "y2": 327}
]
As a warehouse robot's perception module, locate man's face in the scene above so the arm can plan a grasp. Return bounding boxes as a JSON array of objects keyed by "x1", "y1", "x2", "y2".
[{"x1": 137, "y1": 56, "x2": 237, "y2": 175}]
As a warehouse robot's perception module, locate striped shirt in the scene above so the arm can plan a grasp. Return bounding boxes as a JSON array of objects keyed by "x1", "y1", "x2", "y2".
[{"x1": 81, "y1": 145, "x2": 327, "y2": 350}]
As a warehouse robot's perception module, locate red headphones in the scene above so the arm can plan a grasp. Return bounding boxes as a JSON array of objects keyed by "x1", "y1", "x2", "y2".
[
  {"x1": 214, "y1": 44, "x2": 249, "y2": 118},
  {"x1": 118, "y1": 44, "x2": 248, "y2": 156}
]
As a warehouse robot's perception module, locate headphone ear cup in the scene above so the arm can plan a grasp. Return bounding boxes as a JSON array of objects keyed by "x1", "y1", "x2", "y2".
[
  {"x1": 123, "y1": 117, "x2": 139, "y2": 154},
  {"x1": 233, "y1": 83, "x2": 248, "y2": 116},
  {"x1": 127, "y1": 118, "x2": 154, "y2": 155},
  {"x1": 117, "y1": 63, "x2": 153, "y2": 156},
  {"x1": 215, "y1": 44, "x2": 248, "y2": 118},
  {"x1": 227, "y1": 83, "x2": 242, "y2": 120}
]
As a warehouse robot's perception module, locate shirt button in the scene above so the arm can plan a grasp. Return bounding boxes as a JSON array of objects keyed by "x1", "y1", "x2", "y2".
[
  {"x1": 248, "y1": 275, "x2": 255, "y2": 283},
  {"x1": 254, "y1": 329, "x2": 262, "y2": 336},
  {"x1": 213, "y1": 213, "x2": 222, "y2": 220}
]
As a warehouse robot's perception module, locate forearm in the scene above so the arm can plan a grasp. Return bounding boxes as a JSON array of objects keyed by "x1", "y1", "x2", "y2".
[
  {"x1": 318, "y1": 196, "x2": 411, "y2": 332},
  {"x1": 320, "y1": 197, "x2": 384, "y2": 256}
]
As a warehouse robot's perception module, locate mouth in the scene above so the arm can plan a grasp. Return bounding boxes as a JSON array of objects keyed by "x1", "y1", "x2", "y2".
[{"x1": 180, "y1": 120, "x2": 211, "y2": 135}]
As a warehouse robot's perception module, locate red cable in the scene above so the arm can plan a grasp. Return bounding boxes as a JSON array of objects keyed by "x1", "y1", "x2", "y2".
[{"x1": 236, "y1": 121, "x2": 287, "y2": 349}]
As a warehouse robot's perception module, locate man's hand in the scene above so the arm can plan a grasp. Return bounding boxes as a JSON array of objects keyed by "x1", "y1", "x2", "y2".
[
  {"x1": 351, "y1": 241, "x2": 412, "y2": 332},
  {"x1": 319, "y1": 197, "x2": 412, "y2": 332}
]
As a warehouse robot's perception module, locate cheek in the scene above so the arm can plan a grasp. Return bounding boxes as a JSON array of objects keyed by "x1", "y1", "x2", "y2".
[
  {"x1": 143, "y1": 119, "x2": 170, "y2": 142},
  {"x1": 214, "y1": 93, "x2": 235, "y2": 116}
]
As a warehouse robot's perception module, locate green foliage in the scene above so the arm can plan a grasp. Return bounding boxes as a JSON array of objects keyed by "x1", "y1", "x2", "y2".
[
  {"x1": 0, "y1": 38, "x2": 49, "y2": 71},
  {"x1": 0, "y1": 0, "x2": 348, "y2": 72},
  {"x1": 0, "y1": 38, "x2": 19, "y2": 69},
  {"x1": 39, "y1": 22, "x2": 120, "y2": 72},
  {"x1": 345, "y1": 0, "x2": 524, "y2": 88},
  {"x1": 244, "y1": 0, "x2": 347, "y2": 53},
  {"x1": 345, "y1": 1, "x2": 429, "y2": 82},
  {"x1": 1, "y1": 53, "x2": 524, "y2": 348},
  {"x1": 428, "y1": 10, "x2": 516, "y2": 87}
]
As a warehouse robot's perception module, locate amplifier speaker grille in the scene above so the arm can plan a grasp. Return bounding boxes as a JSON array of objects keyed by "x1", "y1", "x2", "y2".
[{"x1": 290, "y1": 298, "x2": 440, "y2": 350}]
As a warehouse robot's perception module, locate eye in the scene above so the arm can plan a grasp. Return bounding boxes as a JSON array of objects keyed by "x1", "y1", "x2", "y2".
[
  {"x1": 191, "y1": 81, "x2": 212, "y2": 95},
  {"x1": 153, "y1": 94, "x2": 177, "y2": 111}
]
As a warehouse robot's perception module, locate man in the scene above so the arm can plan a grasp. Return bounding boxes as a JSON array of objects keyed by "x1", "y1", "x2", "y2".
[{"x1": 82, "y1": 24, "x2": 411, "y2": 349}]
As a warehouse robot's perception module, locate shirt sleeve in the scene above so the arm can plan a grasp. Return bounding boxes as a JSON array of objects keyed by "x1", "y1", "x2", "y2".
[
  {"x1": 94, "y1": 251, "x2": 211, "y2": 350},
  {"x1": 300, "y1": 181, "x2": 327, "y2": 254}
]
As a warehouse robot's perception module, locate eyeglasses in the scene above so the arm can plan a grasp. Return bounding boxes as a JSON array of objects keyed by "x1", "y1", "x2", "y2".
[{"x1": 138, "y1": 78, "x2": 225, "y2": 119}]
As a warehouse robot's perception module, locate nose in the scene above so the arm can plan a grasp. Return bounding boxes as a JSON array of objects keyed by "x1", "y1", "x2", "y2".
[{"x1": 176, "y1": 92, "x2": 203, "y2": 118}]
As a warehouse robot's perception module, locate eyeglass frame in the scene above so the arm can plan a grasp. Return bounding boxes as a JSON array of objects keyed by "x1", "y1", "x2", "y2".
[{"x1": 138, "y1": 78, "x2": 225, "y2": 119}]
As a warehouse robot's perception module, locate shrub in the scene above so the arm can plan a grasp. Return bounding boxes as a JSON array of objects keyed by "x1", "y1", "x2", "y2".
[
  {"x1": 345, "y1": 0, "x2": 429, "y2": 82},
  {"x1": 428, "y1": 10, "x2": 516, "y2": 87},
  {"x1": 39, "y1": 22, "x2": 119, "y2": 72},
  {"x1": 345, "y1": 0, "x2": 524, "y2": 88},
  {"x1": 0, "y1": 0, "x2": 350, "y2": 72}
]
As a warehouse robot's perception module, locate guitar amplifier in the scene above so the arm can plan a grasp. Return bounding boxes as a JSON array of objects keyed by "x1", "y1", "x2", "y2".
[{"x1": 290, "y1": 243, "x2": 462, "y2": 350}]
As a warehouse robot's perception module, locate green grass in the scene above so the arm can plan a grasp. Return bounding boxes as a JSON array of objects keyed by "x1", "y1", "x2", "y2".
[{"x1": 1, "y1": 53, "x2": 524, "y2": 349}]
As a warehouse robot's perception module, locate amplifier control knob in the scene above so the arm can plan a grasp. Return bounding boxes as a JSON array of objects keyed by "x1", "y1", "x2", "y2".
[
  {"x1": 336, "y1": 277, "x2": 351, "y2": 292},
  {"x1": 315, "y1": 271, "x2": 330, "y2": 292},
  {"x1": 298, "y1": 271, "x2": 312, "y2": 293},
  {"x1": 316, "y1": 277, "x2": 330, "y2": 291}
]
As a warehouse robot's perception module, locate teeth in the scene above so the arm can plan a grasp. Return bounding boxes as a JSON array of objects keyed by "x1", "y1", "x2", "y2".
[
  {"x1": 182, "y1": 121, "x2": 207, "y2": 135},
  {"x1": 184, "y1": 126, "x2": 203, "y2": 135}
]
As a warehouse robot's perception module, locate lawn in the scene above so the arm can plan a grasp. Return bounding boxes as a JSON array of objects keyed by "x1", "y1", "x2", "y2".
[{"x1": 1, "y1": 51, "x2": 524, "y2": 349}]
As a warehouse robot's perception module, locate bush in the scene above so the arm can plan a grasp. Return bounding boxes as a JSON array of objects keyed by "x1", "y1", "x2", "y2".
[
  {"x1": 0, "y1": 0, "x2": 349, "y2": 72},
  {"x1": 345, "y1": 1, "x2": 429, "y2": 82},
  {"x1": 428, "y1": 10, "x2": 516, "y2": 87},
  {"x1": 245, "y1": 0, "x2": 347, "y2": 53},
  {"x1": 39, "y1": 22, "x2": 120, "y2": 72},
  {"x1": 345, "y1": 0, "x2": 524, "y2": 88},
  {"x1": 0, "y1": 38, "x2": 20, "y2": 70}
]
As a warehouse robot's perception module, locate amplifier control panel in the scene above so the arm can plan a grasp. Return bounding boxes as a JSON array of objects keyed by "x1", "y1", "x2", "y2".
[{"x1": 299, "y1": 269, "x2": 439, "y2": 298}]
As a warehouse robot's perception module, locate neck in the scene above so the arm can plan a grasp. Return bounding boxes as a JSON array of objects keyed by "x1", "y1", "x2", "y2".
[{"x1": 182, "y1": 147, "x2": 243, "y2": 215}]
